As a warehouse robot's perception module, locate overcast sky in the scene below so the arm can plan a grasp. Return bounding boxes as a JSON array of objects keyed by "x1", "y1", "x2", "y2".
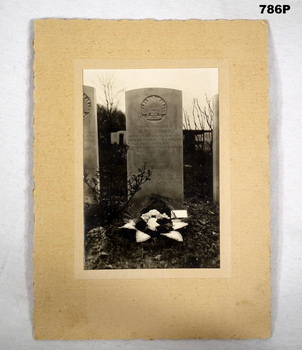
[{"x1": 83, "y1": 68, "x2": 218, "y2": 123}]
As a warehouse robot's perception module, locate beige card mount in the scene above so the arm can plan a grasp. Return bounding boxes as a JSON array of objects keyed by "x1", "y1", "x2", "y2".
[{"x1": 34, "y1": 19, "x2": 270, "y2": 339}]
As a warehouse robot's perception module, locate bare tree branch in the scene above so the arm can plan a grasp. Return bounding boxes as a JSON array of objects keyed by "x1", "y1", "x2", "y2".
[
  {"x1": 96, "y1": 73, "x2": 124, "y2": 114},
  {"x1": 188, "y1": 95, "x2": 214, "y2": 131}
]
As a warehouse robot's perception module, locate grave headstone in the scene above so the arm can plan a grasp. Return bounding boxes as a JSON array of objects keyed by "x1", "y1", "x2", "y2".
[
  {"x1": 212, "y1": 94, "x2": 219, "y2": 203},
  {"x1": 110, "y1": 132, "x2": 118, "y2": 145},
  {"x1": 126, "y1": 88, "x2": 183, "y2": 204},
  {"x1": 83, "y1": 85, "x2": 99, "y2": 204},
  {"x1": 117, "y1": 130, "x2": 127, "y2": 145}
]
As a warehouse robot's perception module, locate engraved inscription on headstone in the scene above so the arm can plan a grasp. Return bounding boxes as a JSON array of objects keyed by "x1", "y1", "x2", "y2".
[
  {"x1": 126, "y1": 88, "x2": 183, "y2": 204},
  {"x1": 83, "y1": 85, "x2": 99, "y2": 204}
]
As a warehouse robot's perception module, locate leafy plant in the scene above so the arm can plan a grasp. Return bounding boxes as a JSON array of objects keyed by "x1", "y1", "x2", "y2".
[
  {"x1": 121, "y1": 162, "x2": 153, "y2": 213},
  {"x1": 84, "y1": 160, "x2": 153, "y2": 224},
  {"x1": 83, "y1": 169, "x2": 101, "y2": 203}
]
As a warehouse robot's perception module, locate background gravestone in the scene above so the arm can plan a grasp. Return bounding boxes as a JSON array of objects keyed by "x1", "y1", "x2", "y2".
[
  {"x1": 126, "y1": 88, "x2": 183, "y2": 204},
  {"x1": 212, "y1": 94, "x2": 219, "y2": 203},
  {"x1": 83, "y1": 85, "x2": 99, "y2": 204}
]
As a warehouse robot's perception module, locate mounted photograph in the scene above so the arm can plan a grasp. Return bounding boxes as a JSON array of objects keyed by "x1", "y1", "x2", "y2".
[
  {"x1": 82, "y1": 68, "x2": 219, "y2": 270},
  {"x1": 34, "y1": 20, "x2": 270, "y2": 339}
]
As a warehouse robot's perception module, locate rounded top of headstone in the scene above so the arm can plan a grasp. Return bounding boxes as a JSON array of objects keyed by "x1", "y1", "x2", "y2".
[
  {"x1": 125, "y1": 87, "x2": 182, "y2": 95},
  {"x1": 126, "y1": 88, "x2": 182, "y2": 122}
]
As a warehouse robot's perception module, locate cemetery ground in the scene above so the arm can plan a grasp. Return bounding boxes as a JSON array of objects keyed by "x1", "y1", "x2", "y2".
[
  {"x1": 84, "y1": 148, "x2": 220, "y2": 270},
  {"x1": 85, "y1": 198, "x2": 219, "y2": 269}
]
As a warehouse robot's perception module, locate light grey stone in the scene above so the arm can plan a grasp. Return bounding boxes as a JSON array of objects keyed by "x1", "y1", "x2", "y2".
[
  {"x1": 83, "y1": 85, "x2": 99, "y2": 204},
  {"x1": 126, "y1": 88, "x2": 183, "y2": 204},
  {"x1": 212, "y1": 94, "x2": 219, "y2": 203}
]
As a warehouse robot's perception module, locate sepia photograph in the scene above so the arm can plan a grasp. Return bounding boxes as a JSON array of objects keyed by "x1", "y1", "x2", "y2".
[{"x1": 82, "y1": 68, "x2": 220, "y2": 270}]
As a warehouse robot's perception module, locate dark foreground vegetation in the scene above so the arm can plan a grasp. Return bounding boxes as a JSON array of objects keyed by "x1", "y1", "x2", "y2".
[{"x1": 84, "y1": 197, "x2": 219, "y2": 270}]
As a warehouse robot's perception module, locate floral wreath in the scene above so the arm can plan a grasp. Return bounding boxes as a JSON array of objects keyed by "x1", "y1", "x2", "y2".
[{"x1": 120, "y1": 208, "x2": 188, "y2": 243}]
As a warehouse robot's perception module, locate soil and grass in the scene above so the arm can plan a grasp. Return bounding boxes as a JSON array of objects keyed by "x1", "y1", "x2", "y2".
[{"x1": 85, "y1": 198, "x2": 219, "y2": 270}]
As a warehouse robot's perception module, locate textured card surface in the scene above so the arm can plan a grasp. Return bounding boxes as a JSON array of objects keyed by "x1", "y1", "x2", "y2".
[{"x1": 34, "y1": 19, "x2": 270, "y2": 339}]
